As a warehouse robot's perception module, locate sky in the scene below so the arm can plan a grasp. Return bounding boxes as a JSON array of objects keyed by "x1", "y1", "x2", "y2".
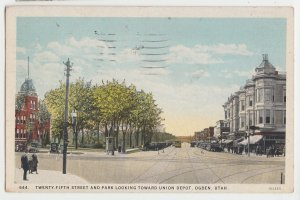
[{"x1": 16, "y1": 17, "x2": 287, "y2": 136}]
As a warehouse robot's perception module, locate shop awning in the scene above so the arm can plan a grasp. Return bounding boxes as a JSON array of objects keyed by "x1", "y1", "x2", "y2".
[
  {"x1": 222, "y1": 139, "x2": 233, "y2": 144},
  {"x1": 238, "y1": 135, "x2": 263, "y2": 145}
]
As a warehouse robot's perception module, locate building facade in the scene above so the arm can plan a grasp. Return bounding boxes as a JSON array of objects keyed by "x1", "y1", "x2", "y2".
[
  {"x1": 223, "y1": 54, "x2": 286, "y2": 149},
  {"x1": 214, "y1": 120, "x2": 230, "y2": 139},
  {"x1": 15, "y1": 77, "x2": 51, "y2": 148}
]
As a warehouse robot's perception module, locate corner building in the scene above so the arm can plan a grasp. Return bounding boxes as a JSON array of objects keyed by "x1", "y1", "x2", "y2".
[
  {"x1": 223, "y1": 54, "x2": 286, "y2": 151},
  {"x1": 15, "y1": 77, "x2": 51, "y2": 148}
]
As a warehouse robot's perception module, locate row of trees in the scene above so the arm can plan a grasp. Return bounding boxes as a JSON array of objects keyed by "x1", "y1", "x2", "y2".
[{"x1": 44, "y1": 78, "x2": 165, "y2": 152}]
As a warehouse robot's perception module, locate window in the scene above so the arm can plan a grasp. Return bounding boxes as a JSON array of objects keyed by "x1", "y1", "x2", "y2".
[
  {"x1": 249, "y1": 96, "x2": 253, "y2": 106},
  {"x1": 265, "y1": 89, "x2": 272, "y2": 102},
  {"x1": 249, "y1": 112, "x2": 253, "y2": 126},
  {"x1": 274, "y1": 110, "x2": 283, "y2": 124},
  {"x1": 240, "y1": 117, "x2": 245, "y2": 128},
  {"x1": 275, "y1": 85, "x2": 283, "y2": 102},
  {"x1": 284, "y1": 111, "x2": 286, "y2": 124},
  {"x1": 284, "y1": 89, "x2": 286, "y2": 103},
  {"x1": 241, "y1": 100, "x2": 245, "y2": 111},
  {"x1": 266, "y1": 109, "x2": 271, "y2": 124},
  {"x1": 258, "y1": 110, "x2": 263, "y2": 124},
  {"x1": 257, "y1": 89, "x2": 263, "y2": 102}
]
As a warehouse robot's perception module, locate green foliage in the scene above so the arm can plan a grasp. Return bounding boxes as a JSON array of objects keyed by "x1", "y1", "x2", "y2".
[
  {"x1": 16, "y1": 94, "x2": 25, "y2": 113},
  {"x1": 44, "y1": 78, "x2": 166, "y2": 149}
]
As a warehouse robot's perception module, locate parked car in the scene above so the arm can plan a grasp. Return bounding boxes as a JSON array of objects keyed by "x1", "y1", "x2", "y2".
[
  {"x1": 50, "y1": 143, "x2": 60, "y2": 153},
  {"x1": 15, "y1": 143, "x2": 26, "y2": 152},
  {"x1": 27, "y1": 142, "x2": 39, "y2": 153}
]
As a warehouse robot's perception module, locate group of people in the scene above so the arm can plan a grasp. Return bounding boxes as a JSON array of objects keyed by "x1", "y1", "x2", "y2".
[
  {"x1": 225, "y1": 145, "x2": 285, "y2": 157},
  {"x1": 266, "y1": 145, "x2": 285, "y2": 157},
  {"x1": 20, "y1": 153, "x2": 39, "y2": 181}
]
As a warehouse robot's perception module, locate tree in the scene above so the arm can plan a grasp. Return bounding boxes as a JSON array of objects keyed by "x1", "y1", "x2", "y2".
[
  {"x1": 37, "y1": 99, "x2": 51, "y2": 147},
  {"x1": 45, "y1": 78, "x2": 165, "y2": 150},
  {"x1": 44, "y1": 78, "x2": 94, "y2": 145}
]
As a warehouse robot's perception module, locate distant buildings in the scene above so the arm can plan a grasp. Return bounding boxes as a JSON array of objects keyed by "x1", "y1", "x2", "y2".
[
  {"x1": 223, "y1": 54, "x2": 286, "y2": 149},
  {"x1": 214, "y1": 120, "x2": 230, "y2": 140},
  {"x1": 194, "y1": 126, "x2": 214, "y2": 141}
]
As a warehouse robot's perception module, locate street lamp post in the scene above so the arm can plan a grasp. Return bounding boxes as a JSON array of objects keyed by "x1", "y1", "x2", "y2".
[
  {"x1": 248, "y1": 125, "x2": 260, "y2": 157},
  {"x1": 63, "y1": 58, "x2": 72, "y2": 174},
  {"x1": 72, "y1": 110, "x2": 78, "y2": 149}
]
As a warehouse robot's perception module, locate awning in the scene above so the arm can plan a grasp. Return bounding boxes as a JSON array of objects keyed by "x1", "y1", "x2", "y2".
[
  {"x1": 238, "y1": 135, "x2": 263, "y2": 145},
  {"x1": 222, "y1": 139, "x2": 233, "y2": 144}
]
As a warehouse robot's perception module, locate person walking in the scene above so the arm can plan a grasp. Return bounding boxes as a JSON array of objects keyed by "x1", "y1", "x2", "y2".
[
  {"x1": 21, "y1": 153, "x2": 29, "y2": 181},
  {"x1": 31, "y1": 154, "x2": 39, "y2": 174}
]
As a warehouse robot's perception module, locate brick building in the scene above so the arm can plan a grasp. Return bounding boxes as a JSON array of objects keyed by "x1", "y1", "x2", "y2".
[{"x1": 15, "y1": 75, "x2": 51, "y2": 148}]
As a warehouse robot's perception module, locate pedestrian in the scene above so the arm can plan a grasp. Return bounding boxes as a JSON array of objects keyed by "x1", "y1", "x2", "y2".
[
  {"x1": 21, "y1": 153, "x2": 29, "y2": 181},
  {"x1": 30, "y1": 154, "x2": 38, "y2": 174}
]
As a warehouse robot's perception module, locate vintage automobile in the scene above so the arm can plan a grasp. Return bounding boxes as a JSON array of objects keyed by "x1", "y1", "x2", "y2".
[
  {"x1": 27, "y1": 142, "x2": 39, "y2": 153},
  {"x1": 49, "y1": 142, "x2": 60, "y2": 153},
  {"x1": 15, "y1": 143, "x2": 26, "y2": 152}
]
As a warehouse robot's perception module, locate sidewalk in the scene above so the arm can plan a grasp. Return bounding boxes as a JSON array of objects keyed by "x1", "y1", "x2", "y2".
[{"x1": 15, "y1": 168, "x2": 89, "y2": 184}]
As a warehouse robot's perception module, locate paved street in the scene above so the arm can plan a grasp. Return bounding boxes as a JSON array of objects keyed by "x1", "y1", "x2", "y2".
[{"x1": 15, "y1": 143, "x2": 284, "y2": 184}]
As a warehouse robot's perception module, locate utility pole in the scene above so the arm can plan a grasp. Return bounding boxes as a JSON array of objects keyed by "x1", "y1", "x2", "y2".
[{"x1": 63, "y1": 58, "x2": 72, "y2": 174}]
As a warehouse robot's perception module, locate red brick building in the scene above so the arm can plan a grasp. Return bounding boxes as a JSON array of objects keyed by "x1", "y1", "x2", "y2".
[{"x1": 15, "y1": 78, "x2": 50, "y2": 148}]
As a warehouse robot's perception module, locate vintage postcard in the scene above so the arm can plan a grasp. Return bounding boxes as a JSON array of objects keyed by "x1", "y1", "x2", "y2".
[{"x1": 5, "y1": 6, "x2": 294, "y2": 193}]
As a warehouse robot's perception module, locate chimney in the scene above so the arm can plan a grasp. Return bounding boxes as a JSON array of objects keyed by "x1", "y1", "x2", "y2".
[{"x1": 262, "y1": 54, "x2": 268, "y2": 61}]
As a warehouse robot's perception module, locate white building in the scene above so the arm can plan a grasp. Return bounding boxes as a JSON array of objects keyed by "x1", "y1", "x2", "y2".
[{"x1": 223, "y1": 54, "x2": 286, "y2": 149}]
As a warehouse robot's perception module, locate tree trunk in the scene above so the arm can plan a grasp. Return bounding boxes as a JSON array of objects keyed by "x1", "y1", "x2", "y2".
[
  {"x1": 129, "y1": 131, "x2": 132, "y2": 148},
  {"x1": 81, "y1": 129, "x2": 84, "y2": 145},
  {"x1": 122, "y1": 132, "x2": 126, "y2": 153},
  {"x1": 97, "y1": 122, "x2": 100, "y2": 144},
  {"x1": 135, "y1": 128, "x2": 140, "y2": 147},
  {"x1": 115, "y1": 121, "x2": 119, "y2": 148},
  {"x1": 105, "y1": 124, "x2": 108, "y2": 138}
]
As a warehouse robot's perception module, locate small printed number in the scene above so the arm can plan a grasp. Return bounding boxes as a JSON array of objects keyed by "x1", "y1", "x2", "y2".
[
  {"x1": 269, "y1": 187, "x2": 281, "y2": 190},
  {"x1": 19, "y1": 185, "x2": 28, "y2": 190}
]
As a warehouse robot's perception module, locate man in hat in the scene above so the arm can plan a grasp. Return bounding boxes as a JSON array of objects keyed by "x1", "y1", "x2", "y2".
[{"x1": 21, "y1": 153, "x2": 29, "y2": 180}]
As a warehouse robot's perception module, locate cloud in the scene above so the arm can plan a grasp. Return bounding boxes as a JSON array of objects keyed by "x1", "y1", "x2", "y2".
[
  {"x1": 165, "y1": 43, "x2": 253, "y2": 65},
  {"x1": 233, "y1": 70, "x2": 255, "y2": 77},
  {"x1": 35, "y1": 43, "x2": 42, "y2": 51},
  {"x1": 17, "y1": 47, "x2": 27, "y2": 54},
  {"x1": 166, "y1": 45, "x2": 223, "y2": 65},
  {"x1": 189, "y1": 69, "x2": 210, "y2": 79},
  {"x1": 221, "y1": 69, "x2": 254, "y2": 79},
  {"x1": 274, "y1": 65, "x2": 286, "y2": 72},
  {"x1": 47, "y1": 41, "x2": 74, "y2": 55},
  {"x1": 68, "y1": 37, "x2": 98, "y2": 49},
  {"x1": 16, "y1": 59, "x2": 27, "y2": 69},
  {"x1": 195, "y1": 43, "x2": 254, "y2": 56},
  {"x1": 34, "y1": 51, "x2": 60, "y2": 63},
  {"x1": 117, "y1": 48, "x2": 143, "y2": 63}
]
